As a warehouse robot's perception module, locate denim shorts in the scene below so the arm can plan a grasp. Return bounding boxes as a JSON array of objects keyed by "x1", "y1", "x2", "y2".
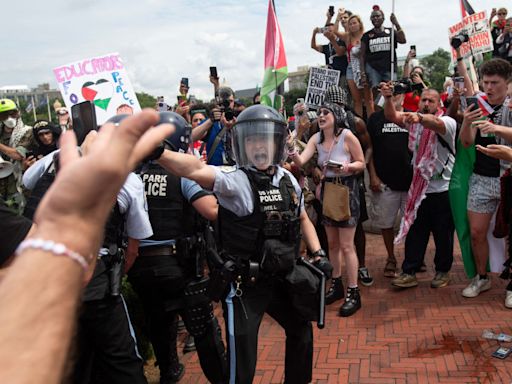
[
  {"x1": 467, "y1": 173, "x2": 500, "y2": 214},
  {"x1": 365, "y1": 63, "x2": 392, "y2": 88},
  {"x1": 346, "y1": 65, "x2": 354, "y2": 81}
]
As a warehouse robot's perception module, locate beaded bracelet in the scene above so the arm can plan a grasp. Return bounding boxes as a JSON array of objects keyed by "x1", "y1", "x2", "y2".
[{"x1": 16, "y1": 238, "x2": 89, "y2": 272}]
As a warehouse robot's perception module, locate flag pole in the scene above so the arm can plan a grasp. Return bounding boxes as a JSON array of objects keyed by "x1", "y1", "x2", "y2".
[
  {"x1": 46, "y1": 93, "x2": 51, "y2": 121},
  {"x1": 390, "y1": 0, "x2": 396, "y2": 81},
  {"x1": 31, "y1": 95, "x2": 36, "y2": 121}
]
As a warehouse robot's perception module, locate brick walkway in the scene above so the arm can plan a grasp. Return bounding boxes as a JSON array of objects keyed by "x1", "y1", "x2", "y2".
[{"x1": 147, "y1": 233, "x2": 512, "y2": 384}]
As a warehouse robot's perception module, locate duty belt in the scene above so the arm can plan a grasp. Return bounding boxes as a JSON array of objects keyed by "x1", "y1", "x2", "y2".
[{"x1": 139, "y1": 245, "x2": 178, "y2": 257}]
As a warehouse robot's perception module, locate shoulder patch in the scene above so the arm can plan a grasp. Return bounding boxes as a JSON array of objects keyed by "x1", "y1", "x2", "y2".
[{"x1": 219, "y1": 165, "x2": 237, "y2": 173}]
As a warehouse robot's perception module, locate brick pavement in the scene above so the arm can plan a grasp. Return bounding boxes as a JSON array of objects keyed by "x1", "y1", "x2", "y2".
[{"x1": 146, "y1": 233, "x2": 512, "y2": 384}]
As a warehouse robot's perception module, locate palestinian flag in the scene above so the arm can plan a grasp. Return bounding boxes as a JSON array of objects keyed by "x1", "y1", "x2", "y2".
[
  {"x1": 260, "y1": 0, "x2": 287, "y2": 111},
  {"x1": 459, "y1": 0, "x2": 475, "y2": 17}
]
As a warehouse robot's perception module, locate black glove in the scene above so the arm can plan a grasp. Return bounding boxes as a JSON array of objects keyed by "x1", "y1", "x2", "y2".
[
  {"x1": 311, "y1": 249, "x2": 333, "y2": 279},
  {"x1": 143, "y1": 143, "x2": 165, "y2": 162}
]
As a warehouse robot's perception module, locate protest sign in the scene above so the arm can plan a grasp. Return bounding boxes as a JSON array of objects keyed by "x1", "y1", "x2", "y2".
[
  {"x1": 53, "y1": 53, "x2": 140, "y2": 124},
  {"x1": 448, "y1": 11, "x2": 493, "y2": 63},
  {"x1": 305, "y1": 67, "x2": 340, "y2": 109}
]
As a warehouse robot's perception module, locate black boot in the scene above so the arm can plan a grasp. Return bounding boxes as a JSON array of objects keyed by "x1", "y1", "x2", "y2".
[
  {"x1": 339, "y1": 287, "x2": 361, "y2": 317},
  {"x1": 325, "y1": 277, "x2": 344, "y2": 305}
]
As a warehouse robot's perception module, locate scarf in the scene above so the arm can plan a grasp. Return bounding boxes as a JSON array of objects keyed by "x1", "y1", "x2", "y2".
[{"x1": 394, "y1": 111, "x2": 444, "y2": 244}]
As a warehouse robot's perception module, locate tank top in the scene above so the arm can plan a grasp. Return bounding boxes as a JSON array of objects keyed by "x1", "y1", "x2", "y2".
[{"x1": 316, "y1": 129, "x2": 351, "y2": 178}]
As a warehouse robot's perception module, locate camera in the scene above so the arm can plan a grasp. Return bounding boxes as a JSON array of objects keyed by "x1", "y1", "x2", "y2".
[
  {"x1": 217, "y1": 87, "x2": 235, "y2": 121},
  {"x1": 391, "y1": 78, "x2": 424, "y2": 95},
  {"x1": 450, "y1": 33, "x2": 469, "y2": 49}
]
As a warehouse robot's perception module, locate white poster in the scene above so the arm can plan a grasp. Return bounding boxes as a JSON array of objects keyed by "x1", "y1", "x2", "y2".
[
  {"x1": 53, "y1": 53, "x2": 141, "y2": 124},
  {"x1": 305, "y1": 67, "x2": 341, "y2": 109},
  {"x1": 448, "y1": 11, "x2": 493, "y2": 63}
]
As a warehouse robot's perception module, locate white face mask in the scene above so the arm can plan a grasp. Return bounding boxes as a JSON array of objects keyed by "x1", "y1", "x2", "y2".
[{"x1": 2, "y1": 117, "x2": 17, "y2": 129}]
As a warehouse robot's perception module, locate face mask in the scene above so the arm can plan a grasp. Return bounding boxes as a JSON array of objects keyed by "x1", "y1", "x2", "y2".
[{"x1": 2, "y1": 117, "x2": 17, "y2": 129}]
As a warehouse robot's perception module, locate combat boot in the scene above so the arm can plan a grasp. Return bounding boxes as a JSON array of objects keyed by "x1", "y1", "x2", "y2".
[
  {"x1": 339, "y1": 287, "x2": 361, "y2": 317},
  {"x1": 325, "y1": 277, "x2": 344, "y2": 305}
]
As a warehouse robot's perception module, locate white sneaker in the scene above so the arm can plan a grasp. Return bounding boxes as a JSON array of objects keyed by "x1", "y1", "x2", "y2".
[
  {"x1": 506, "y1": 291, "x2": 512, "y2": 309},
  {"x1": 462, "y1": 275, "x2": 491, "y2": 298}
]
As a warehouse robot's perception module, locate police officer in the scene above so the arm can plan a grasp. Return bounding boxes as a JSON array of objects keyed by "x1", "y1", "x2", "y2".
[
  {"x1": 128, "y1": 112, "x2": 227, "y2": 384},
  {"x1": 22, "y1": 135, "x2": 151, "y2": 384},
  {"x1": 156, "y1": 105, "x2": 332, "y2": 384}
]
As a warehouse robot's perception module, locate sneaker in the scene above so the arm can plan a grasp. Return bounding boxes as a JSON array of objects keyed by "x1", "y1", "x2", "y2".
[
  {"x1": 505, "y1": 291, "x2": 512, "y2": 309},
  {"x1": 431, "y1": 272, "x2": 451, "y2": 288},
  {"x1": 358, "y1": 267, "x2": 374, "y2": 286},
  {"x1": 391, "y1": 273, "x2": 418, "y2": 288},
  {"x1": 462, "y1": 275, "x2": 491, "y2": 298}
]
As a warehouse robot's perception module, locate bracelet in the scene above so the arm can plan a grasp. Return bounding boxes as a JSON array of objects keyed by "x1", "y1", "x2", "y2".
[
  {"x1": 16, "y1": 238, "x2": 89, "y2": 272},
  {"x1": 457, "y1": 57, "x2": 464, "y2": 62}
]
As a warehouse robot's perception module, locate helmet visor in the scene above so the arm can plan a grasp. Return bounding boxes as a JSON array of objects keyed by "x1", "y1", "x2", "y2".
[{"x1": 232, "y1": 121, "x2": 286, "y2": 169}]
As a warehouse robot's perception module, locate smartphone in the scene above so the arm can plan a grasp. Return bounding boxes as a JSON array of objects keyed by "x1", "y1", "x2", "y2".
[
  {"x1": 209, "y1": 66, "x2": 218, "y2": 79},
  {"x1": 329, "y1": 6, "x2": 335, "y2": 16},
  {"x1": 410, "y1": 45, "x2": 416, "y2": 58},
  {"x1": 466, "y1": 96, "x2": 480, "y2": 111},
  {"x1": 453, "y1": 76, "x2": 465, "y2": 90},
  {"x1": 181, "y1": 77, "x2": 189, "y2": 88},
  {"x1": 71, "y1": 101, "x2": 97, "y2": 146},
  {"x1": 25, "y1": 151, "x2": 34, "y2": 158},
  {"x1": 297, "y1": 98, "x2": 305, "y2": 104},
  {"x1": 318, "y1": 27, "x2": 328, "y2": 34},
  {"x1": 326, "y1": 159, "x2": 344, "y2": 168},
  {"x1": 492, "y1": 347, "x2": 512, "y2": 359}
]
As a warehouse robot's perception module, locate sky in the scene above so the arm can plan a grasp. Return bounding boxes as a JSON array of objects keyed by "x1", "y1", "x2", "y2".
[{"x1": 1, "y1": 0, "x2": 506, "y2": 103}]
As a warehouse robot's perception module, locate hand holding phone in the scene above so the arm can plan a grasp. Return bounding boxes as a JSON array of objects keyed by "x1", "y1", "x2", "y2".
[
  {"x1": 328, "y1": 6, "x2": 334, "y2": 17},
  {"x1": 466, "y1": 96, "x2": 480, "y2": 111},
  {"x1": 326, "y1": 159, "x2": 344, "y2": 169},
  {"x1": 209, "y1": 66, "x2": 218, "y2": 79},
  {"x1": 71, "y1": 101, "x2": 97, "y2": 146}
]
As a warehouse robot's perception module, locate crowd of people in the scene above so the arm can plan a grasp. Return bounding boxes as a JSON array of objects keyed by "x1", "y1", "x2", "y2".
[{"x1": 1, "y1": 3, "x2": 512, "y2": 384}]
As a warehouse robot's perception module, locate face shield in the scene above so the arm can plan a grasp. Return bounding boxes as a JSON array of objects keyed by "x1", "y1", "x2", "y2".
[{"x1": 231, "y1": 120, "x2": 286, "y2": 170}]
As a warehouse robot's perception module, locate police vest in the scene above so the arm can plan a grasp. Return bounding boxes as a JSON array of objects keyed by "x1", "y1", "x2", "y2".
[
  {"x1": 138, "y1": 162, "x2": 195, "y2": 241},
  {"x1": 218, "y1": 168, "x2": 299, "y2": 262}
]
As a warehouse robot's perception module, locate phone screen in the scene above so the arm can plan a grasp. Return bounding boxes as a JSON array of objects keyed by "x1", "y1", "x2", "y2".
[
  {"x1": 71, "y1": 101, "x2": 97, "y2": 146},
  {"x1": 209, "y1": 66, "x2": 218, "y2": 78},
  {"x1": 466, "y1": 97, "x2": 480, "y2": 111}
]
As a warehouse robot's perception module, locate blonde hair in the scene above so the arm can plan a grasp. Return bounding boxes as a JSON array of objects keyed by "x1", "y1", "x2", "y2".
[{"x1": 348, "y1": 15, "x2": 364, "y2": 37}]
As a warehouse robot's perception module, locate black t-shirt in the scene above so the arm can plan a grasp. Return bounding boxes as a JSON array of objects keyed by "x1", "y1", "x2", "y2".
[
  {"x1": 491, "y1": 24, "x2": 505, "y2": 58},
  {"x1": 322, "y1": 39, "x2": 348, "y2": 75},
  {"x1": 367, "y1": 110, "x2": 413, "y2": 191},
  {"x1": 474, "y1": 104, "x2": 503, "y2": 177},
  {"x1": 361, "y1": 27, "x2": 398, "y2": 73},
  {"x1": 0, "y1": 203, "x2": 32, "y2": 266}
]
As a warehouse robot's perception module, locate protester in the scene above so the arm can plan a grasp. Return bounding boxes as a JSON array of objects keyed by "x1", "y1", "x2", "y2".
[
  {"x1": 0, "y1": 110, "x2": 172, "y2": 384},
  {"x1": 360, "y1": 6, "x2": 406, "y2": 91},
  {"x1": 30, "y1": 120, "x2": 62, "y2": 158},
  {"x1": 157, "y1": 104, "x2": 331, "y2": 383},
  {"x1": 323, "y1": 85, "x2": 374, "y2": 286},
  {"x1": 490, "y1": 7, "x2": 509, "y2": 58},
  {"x1": 0, "y1": 99, "x2": 33, "y2": 214},
  {"x1": 381, "y1": 84, "x2": 457, "y2": 289},
  {"x1": 0, "y1": 200, "x2": 33, "y2": 268},
  {"x1": 334, "y1": 15, "x2": 374, "y2": 119},
  {"x1": 310, "y1": 11, "x2": 348, "y2": 81},
  {"x1": 191, "y1": 85, "x2": 236, "y2": 166},
  {"x1": 56, "y1": 107, "x2": 71, "y2": 132},
  {"x1": 290, "y1": 102, "x2": 365, "y2": 316},
  {"x1": 459, "y1": 58, "x2": 512, "y2": 304},
  {"x1": 367, "y1": 92, "x2": 413, "y2": 278},
  {"x1": 495, "y1": 17, "x2": 512, "y2": 64}
]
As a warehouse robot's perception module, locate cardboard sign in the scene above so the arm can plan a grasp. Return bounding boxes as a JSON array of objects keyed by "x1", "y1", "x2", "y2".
[
  {"x1": 53, "y1": 53, "x2": 141, "y2": 124},
  {"x1": 448, "y1": 11, "x2": 493, "y2": 63},
  {"x1": 305, "y1": 67, "x2": 340, "y2": 109}
]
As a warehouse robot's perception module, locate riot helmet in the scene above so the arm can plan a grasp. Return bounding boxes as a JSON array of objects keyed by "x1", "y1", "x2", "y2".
[
  {"x1": 158, "y1": 111, "x2": 191, "y2": 153},
  {"x1": 231, "y1": 104, "x2": 287, "y2": 170}
]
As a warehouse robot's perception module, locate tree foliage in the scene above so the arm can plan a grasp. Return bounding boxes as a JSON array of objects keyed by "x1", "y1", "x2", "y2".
[
  {"x1": 136, "y1": 92, "x2": 157, "y2": 109},
  {"x1": 420, "y1": 48, "x2": 451, "y2": 92}
]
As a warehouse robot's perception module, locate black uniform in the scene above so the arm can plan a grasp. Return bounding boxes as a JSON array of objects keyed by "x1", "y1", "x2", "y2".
[
  {"x1": 128, "y1": 162, "x2": 227, "y2": 384},
  {"x1": 213, "y1": 168, "x2": 315, "y2": 384}
]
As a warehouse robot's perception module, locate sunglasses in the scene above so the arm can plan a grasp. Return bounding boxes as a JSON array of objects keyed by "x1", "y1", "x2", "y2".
[
  {"x1": 498, "y1": 12, "x2": 507, "y2": 15},
  {"x1": 317, "y1": 109, "x2": 332, "y2": 117}
]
